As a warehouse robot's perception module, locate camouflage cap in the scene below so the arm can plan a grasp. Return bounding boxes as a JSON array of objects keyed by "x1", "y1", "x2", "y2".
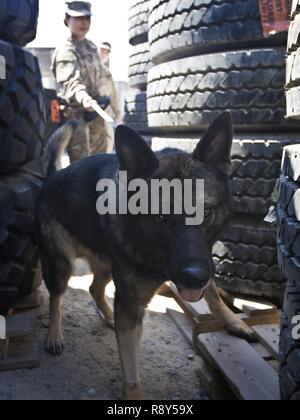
[{"x1": 65, "y1": 1, "x2": 92, "y2": 17}]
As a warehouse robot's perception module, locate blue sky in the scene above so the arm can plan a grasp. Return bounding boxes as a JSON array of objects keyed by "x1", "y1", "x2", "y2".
[{"x1": 29, "y1": 0, "x2": 131, "y2": 81}]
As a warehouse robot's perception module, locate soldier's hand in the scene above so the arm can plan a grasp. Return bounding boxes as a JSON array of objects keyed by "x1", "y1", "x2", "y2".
[
  {"x1": 116, "y1": 117, "x2": 124, "y2": 126},
  {"x1": 82, "y1": 97, "x2": 96, "y2": 112}
]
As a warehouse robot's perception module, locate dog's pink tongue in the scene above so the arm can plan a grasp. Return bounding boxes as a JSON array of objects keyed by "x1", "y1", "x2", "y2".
[{"x1": 179, "y1": 288, "x2": 204, "y2": 303}]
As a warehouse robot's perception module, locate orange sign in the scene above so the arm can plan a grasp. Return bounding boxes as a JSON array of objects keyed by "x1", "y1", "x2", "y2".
[
  {"x1": 51, "y1": 100, "x2": 61, "y2": 124},
  {"x1": 259, "y1": 0, "x2": 292, "y2": 37}
]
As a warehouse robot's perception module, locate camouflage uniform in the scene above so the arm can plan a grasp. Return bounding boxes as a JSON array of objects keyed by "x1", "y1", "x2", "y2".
[
  {"x1": 51, "y1": 6, "x2": 110, "y2": 161},
  {"x1": 99, "y1": 67, "x2": 123, "y2": 152}
]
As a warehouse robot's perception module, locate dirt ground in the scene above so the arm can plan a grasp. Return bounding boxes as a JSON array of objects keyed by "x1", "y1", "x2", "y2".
[{"x1": 0, "y1": 265, "x2": 208, "y2": 401}]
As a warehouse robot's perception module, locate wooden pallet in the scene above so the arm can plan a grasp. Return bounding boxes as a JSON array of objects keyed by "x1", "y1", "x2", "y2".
[
  {"x1": 0, "y1": 293, "x2": 41, "y2": 372},
  {"x1": 165, "y1": 284, "x2": 281, "y2": 400}
]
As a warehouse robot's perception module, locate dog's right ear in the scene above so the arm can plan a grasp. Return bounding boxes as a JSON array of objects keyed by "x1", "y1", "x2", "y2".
[{"x1": 115, "y1": 125, "x2": 159, "y2": 178}]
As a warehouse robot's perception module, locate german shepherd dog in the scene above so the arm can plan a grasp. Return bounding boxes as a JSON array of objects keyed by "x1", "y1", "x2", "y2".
[{"x1": 36, "y1": 112, "x2": 254, "y2": 400}]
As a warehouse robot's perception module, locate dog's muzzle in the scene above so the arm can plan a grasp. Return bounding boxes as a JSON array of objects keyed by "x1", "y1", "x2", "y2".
[{"x1": 176, "y1": 265, "x2": 210, "y2": 303}]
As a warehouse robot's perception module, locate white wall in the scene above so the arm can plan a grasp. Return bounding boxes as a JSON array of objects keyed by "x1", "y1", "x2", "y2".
[{"x1": 29, "y1": 0, "x2": 131, "y2": 81}]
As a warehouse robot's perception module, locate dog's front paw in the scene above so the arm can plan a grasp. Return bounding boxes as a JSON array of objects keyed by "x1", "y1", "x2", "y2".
[
  {"x1": 226, "y1": 320, "x2": 256, "y2": 343},
  {"x1": 45, "y1": 333, "x2": 65, "y2": 356}
]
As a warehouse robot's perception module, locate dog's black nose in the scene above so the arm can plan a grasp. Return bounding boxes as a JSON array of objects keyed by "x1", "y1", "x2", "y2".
[{"x1": 180, "y1": 265, "x2": 209, "y2": 288}]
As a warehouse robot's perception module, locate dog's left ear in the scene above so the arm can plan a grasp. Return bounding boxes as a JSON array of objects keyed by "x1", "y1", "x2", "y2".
[
  {"x1": 115, "y1": 125, "x2": 159, "y2": 178},
  {"x1": 193, "y1": 112, "x2": 233, "y2": 176}
]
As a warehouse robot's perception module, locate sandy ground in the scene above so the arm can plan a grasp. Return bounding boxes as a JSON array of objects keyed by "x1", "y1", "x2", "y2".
[{"x1": 0, "y1": 266, "x2": 208, "y2": 401}]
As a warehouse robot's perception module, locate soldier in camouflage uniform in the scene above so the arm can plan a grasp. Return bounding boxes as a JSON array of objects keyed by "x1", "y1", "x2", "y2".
[
  {"x1": 99, "y1": 42, "x2": 124, "y2": 152},
  {"x1": 51, "y1": 1, "x2": 110, "y2": 162}
]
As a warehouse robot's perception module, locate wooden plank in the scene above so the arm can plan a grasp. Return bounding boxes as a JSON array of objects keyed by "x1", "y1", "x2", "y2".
[
  {"x1": 0, "y1": 339, "x2": 10, "y2": 361},
  {"x1": 167, "y1": 309, "x2": 193, "y2": 347},
  {"x1": 5, "y1": 311, "x2": 37, "y2": 338},
  {"x1": 171, "y1": 283, "x2": 280, "y2": 324},
  {"x1": 197, "y1": 332, "x2": 280, "y2": 400},
  {"x1": 268, "y1": 360, "x2": 279, "y2": 373},
  {"x1": 252, "y1": 324, "x2": 280, "y2": 361},
  {"x1": 219, "y1": 289, "x2": 278, "y2": 317},
  {"x1": 251, "y1": 342, "x2": 273, "y2": 361},
  {"x1": 193, "y1": 312, "x2": 281, "y2": 338},
  {"x1": 193, "y1": 318, "x2": 222, "y2": 338},
  {"x1": 166, "y1": 307, "x2": 236, "y2": 400},
  {"x1": 0, "y1": 334, "x2": 40, "y2": 371},
  {"x1": 240, "y1": 312, "x2": 281, "y2": 327},
  {"x1": 242, "y1": 303, "x2": 278, "y2": 318},
  {"x1": 14, "y1": 291, "x2": 42, "y2": 311},
  {"x1": 197, "y1": 356, "x2": 236, "y2": 401},
  {"x1": 156, "y1": 282, "x2": 175, "y2": 298},
  {"x1": 167, "y1": 308, "x2": 238, "y2": 400}
]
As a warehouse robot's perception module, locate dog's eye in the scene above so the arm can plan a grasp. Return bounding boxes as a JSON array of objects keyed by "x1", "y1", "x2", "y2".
[{"x1": 155, "y1": 215, "x2": 166, "y2": 223}]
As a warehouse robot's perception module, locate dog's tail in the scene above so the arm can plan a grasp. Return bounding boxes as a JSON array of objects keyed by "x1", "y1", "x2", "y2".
[{"x1": 42, "y1": 121, "x2": 79, "y2": 177}]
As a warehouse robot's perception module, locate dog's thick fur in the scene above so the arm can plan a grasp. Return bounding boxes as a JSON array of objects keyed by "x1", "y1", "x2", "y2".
[{"x1": 36, "y1": 113, "x2": 255, "y2": 400}]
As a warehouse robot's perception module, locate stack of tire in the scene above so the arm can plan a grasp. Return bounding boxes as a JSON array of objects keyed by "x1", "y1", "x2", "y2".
[
  {"x1": 278, "y1": 1, "x2": 300, "y2": 401},
  {"x1": 126, "y1": 0, "x2": 153, "y2": 134},
  {"x1": 278, "y1": 145, "x2": 300, "y2": 400},
  {"x1": 0, "y1": 0, "x2": 46, "y2": 315},
  {"x1": 142, "y1": 0, "x2": 300, "y2": 305},
  {"x1": 286, "y1": 0, "x2": 300, "y2": 119}
]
